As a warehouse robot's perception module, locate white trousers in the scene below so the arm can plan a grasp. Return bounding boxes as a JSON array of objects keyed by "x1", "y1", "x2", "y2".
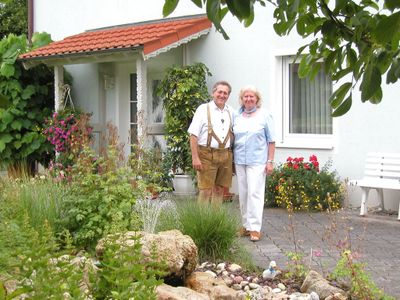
[{"x1": 235, "y1": 164, "x2": 266, "y2": 232}]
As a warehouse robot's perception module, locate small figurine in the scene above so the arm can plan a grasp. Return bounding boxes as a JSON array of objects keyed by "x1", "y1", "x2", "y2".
[{"x1": 262, "y1": 260, "x2": 280, "y2": 279}]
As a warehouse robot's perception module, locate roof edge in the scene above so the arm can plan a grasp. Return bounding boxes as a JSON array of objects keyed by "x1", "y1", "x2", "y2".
[
  {"x1": 143, "y1": 28, "x2": 210, "y2": 60},
  {"x1": 86, "y1": 13, "x2": 208, "y2": 33}
]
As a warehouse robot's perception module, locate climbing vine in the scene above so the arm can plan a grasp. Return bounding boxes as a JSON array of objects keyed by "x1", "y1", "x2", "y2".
[{"x1": 0, "y1": 33, "x2": 54, "y2": 170}]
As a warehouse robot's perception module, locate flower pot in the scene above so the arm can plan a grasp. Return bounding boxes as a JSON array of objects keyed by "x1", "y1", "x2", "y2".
[{"x1": 173, "y1": 174, "x2": 196, "y2": 196}]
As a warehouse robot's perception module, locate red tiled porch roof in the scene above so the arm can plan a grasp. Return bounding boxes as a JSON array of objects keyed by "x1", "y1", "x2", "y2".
[{"x1": 20, "y1": 15, "x2": 212, "y2": 61}]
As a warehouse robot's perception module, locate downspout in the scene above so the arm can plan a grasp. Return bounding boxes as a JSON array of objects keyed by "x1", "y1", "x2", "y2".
[{"x1": 28, "y1": 0, "x2": 34, "y2": 44}]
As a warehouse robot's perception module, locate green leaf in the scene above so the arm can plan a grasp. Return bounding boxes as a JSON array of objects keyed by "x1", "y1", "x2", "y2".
[
  {"x1": 30, "y1": 32, "x2": 52, "y2": 49},
  {"x1": 331, "y1": 67, "x2": 352, "y2": 81},
  {"x1": 369, "y1": 86, "x2": 382, "y2": 104},
  {"x1": 1, "y1": 41, "x2": 21, "y2": 61},
  {"x1": 191, "y1": 0, "x2": 203, "y2": 8},
  {"x1": 21, "y1": 132, "x2": 35, "y2": 143},
  {"x1": 0, "y1": 63, "x2": 15, "y2": 77},
  {"x1": 232, "y1": 0, "x2": 251, "y2": 19},
  {"x1": 243, "y1": 10, "x2": 254, "y2": 27},
  {"x1": 309, "y1": 63, "x2": 321, "y2": 81},
  {"x1": 0, "y1": 94, "x2": 10, "y2": 109},
  {"x1": 373, "y1": 12, "x2": 400, "y2": 44},
  {"x1": 206, "y1": 0, "x2": 230, "y2": 39},
  {"x1": 21, "y1": 85, "x2": 36, "y2": 100},
  {"x1": 324, "y1": 50, "x2": 337, "y2": 74},
  {"x1": 332, "y1": 95, "x2": 352, "y2": 117},
  {"x1": 330, "y1": 82, "x2": 352, "y2": 109},
  {"x1": 207, "y1": 0, "x2": 221, "y2": 22},
  {"x1": 386, "y1": 60, "x2": 399, "y2": 84},
  {"x1": 298, "y1": 55, "x2": 312, "y2": 78},
  {"x1": 0, "y1": 134, "x2": 13, "y2": 152},
  {"x1": 162, "y1": 0, "x2": 180, "y2": 17},
  {"x1": 334, "y1": 0, "x2": 347, "y2": 13},
  {"x1": 384, "y1": 0, "x2": 400, "y2": 11},
  {"x1": 360, "y1": 65, "x2": 381, "y2": 101},
  {"x1": 11, "y1": 119, "x2": 23, "y2": 130},
  {"x1": 2, "y1": 111, "x2": 14, "y2": 125},
  {"x1": 13, "y1": 140, "x2": 22, "y2": 149},
  {"x1": 345, "y1": 46, "x2": 357, "y2": 69},
  {"x1": 22, "y1": 119, "x2": 33, "y2": 129},
  {"x1": 375, "y1": 51, "x2": 392, "y2": 74}
]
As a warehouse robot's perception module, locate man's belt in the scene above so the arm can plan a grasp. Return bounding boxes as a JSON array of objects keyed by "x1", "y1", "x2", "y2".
[{"x1": 199, "y1": 145, "x2": 232, "y2": 152}]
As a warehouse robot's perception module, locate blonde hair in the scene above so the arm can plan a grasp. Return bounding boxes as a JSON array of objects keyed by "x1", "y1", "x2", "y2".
[{"x1": 238, "y1": 85, "x2": 262, "y2": 108}]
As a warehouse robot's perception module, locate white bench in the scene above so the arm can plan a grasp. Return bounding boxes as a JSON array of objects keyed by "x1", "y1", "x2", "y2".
[{"x1": 348, "y1": 152, "x2": 400, "y2": 220}]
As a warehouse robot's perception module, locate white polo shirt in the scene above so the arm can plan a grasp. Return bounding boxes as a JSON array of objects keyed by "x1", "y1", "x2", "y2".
[{"x1": 188, "y1": 101, "x2": 233, "y2": 149}]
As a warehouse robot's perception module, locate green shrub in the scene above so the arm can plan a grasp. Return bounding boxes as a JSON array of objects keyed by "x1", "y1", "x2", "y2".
[
  {"x1": 157, "y1": 63, "x2": 211, "y2": 174},
  {"x1": 92, "y1": 233, "x2": 164, "y2": 299},
  {"x1": 0, "y1": 211, "x2": 86, "y2": 299},
  {"x1": 266, "y1": 155, "x2": 343, "y2": 211},
  {"x1": 174, "y1": 200, "x2": 239, "y2": 261},
  {"x1": 330, "y1": 250, "x2": 395, "y2": 300},
  {"x1": 129, "y1": 144, "x2": 172, "y2": 194},
  {"x1": 59, "y1": 144, "x2": 143, "y2": 249},
  {"x1": 0, "y1": 177, "x2": 68, "y2": 271}
]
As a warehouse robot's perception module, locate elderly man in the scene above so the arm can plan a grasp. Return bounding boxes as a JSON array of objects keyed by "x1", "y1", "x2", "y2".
[{"x1": 188, "y1": 81, "x2": 234, "y2": 205}]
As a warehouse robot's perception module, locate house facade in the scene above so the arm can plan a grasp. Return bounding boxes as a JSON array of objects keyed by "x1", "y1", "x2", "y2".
[{"x1": 22, "y1": 0, "x2": 400, "y2": 209}]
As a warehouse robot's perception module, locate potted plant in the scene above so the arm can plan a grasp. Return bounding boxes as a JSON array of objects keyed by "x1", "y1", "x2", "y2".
[
  {"x1": 157, "y1": 63, "x2": 211, "y2": 195},
  {"x1": 128, "y1": 144, "x2": 172, "y2": 198}
]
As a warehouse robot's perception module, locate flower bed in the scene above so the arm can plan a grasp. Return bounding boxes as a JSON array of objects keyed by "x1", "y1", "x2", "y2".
[{"x1": 266, "y1": 155, "x2": 344, "y2": 211}]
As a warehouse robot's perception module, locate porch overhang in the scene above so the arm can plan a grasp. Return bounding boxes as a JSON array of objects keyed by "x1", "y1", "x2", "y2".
[{"x1": 19, "y1": 14, "x2": 212, "y2": 68}]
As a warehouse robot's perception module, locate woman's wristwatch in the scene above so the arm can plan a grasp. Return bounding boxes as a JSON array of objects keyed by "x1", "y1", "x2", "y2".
[{"x1": 267, "y1": 160, "x2": 274, "y2": 164}]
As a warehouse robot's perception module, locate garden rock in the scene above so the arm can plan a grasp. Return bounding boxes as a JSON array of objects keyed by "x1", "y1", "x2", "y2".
[
  {"x1": 185, "y1": 271, "x2": 245, "y2": 299},
  {"x1": 96, "y1": 229, "x2": 198, "y2": 279},
  {"x1": 156, "y1": 283, "x2": 210, "y2": 300},
  {"x1": 301, "y1": 270, "x2": 347, "y2": 299},
  {"x1": 325, "y1": 293, "x2": 347, "y2": 300}
]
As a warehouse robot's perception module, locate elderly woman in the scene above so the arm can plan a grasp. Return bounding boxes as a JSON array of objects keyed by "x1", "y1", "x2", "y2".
[{"x1": 233, "y1": 85, "x2": 276, "y2": 242}]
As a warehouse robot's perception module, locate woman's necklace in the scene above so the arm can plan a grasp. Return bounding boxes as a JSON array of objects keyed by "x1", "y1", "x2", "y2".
[{"x1": 244, "y1": 107, "x2": 257, "y2": 117}]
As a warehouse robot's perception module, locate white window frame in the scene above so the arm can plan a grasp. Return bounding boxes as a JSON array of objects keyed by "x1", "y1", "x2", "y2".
[{"x1": 272, "y1": 53, "x2": 337, "y2": 150}]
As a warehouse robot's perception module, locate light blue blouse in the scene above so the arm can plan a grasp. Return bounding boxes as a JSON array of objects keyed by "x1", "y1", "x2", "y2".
[{"x1": 233, "y1": 109, "x2": 275, "y2": 166}]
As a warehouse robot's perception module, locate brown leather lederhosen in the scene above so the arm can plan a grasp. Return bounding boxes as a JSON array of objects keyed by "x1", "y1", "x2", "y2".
[{"x1": 196, "y1": 104, "x2": 234, "y2": 189}]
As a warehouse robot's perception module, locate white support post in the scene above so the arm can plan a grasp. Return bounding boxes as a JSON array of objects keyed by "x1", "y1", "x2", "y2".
[
  {"x1": 136, "y1": 56, "x2": 147, "y2": 143},
  {"x1": 360, "y1": 188, "x2": 370, "y2": 216},
  {"x1": 54, "y1": 65, "x2": 64, "y2": 112},
  {"x1": 377, "y1": 188, "x2": 385, "y2": 211}
]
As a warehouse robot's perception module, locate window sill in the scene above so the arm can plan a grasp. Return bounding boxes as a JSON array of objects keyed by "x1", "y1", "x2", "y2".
[{"x1": 276, "y1": 135, "x2": 334, "y2": 150}]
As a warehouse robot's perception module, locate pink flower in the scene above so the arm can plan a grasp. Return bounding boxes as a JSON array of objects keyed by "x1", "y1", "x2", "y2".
[{"x1": 312, "y1": 249, "x2": 323, "y2": 257}]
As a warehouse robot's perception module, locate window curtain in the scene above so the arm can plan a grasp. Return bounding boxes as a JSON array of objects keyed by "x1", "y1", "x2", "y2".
[{"x1": 289, "y1": 64, "x2": 332, "y2": 134}]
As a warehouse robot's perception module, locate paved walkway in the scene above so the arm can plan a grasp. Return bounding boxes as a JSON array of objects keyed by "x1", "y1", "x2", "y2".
[{"x1": 240, "y1": 207, "x2": 400, "y2": 298}]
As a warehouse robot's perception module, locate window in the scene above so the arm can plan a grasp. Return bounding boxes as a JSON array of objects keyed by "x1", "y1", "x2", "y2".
[{"x1": 278, "y1": 56, "x2": 334, "y2": 149}]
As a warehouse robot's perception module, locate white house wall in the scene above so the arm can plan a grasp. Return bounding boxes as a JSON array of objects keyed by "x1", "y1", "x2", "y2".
[
  {"x1": 33, "y1": 0, "x2": 204, "y2": 40},
  {"x1": 34, "y1": 0, "x2": 400, "y2": 209}
]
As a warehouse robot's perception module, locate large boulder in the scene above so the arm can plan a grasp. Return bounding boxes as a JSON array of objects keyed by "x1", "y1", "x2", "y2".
[
  {"x1": 156, "y1": 283, "x2": 210, "y2": 300},
  {"x1": 301, "y1": 270, "x2": 347, "y2": 300},
  {"x1": 96, "y1": 230, "x2": 198, "y2": 279}
]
